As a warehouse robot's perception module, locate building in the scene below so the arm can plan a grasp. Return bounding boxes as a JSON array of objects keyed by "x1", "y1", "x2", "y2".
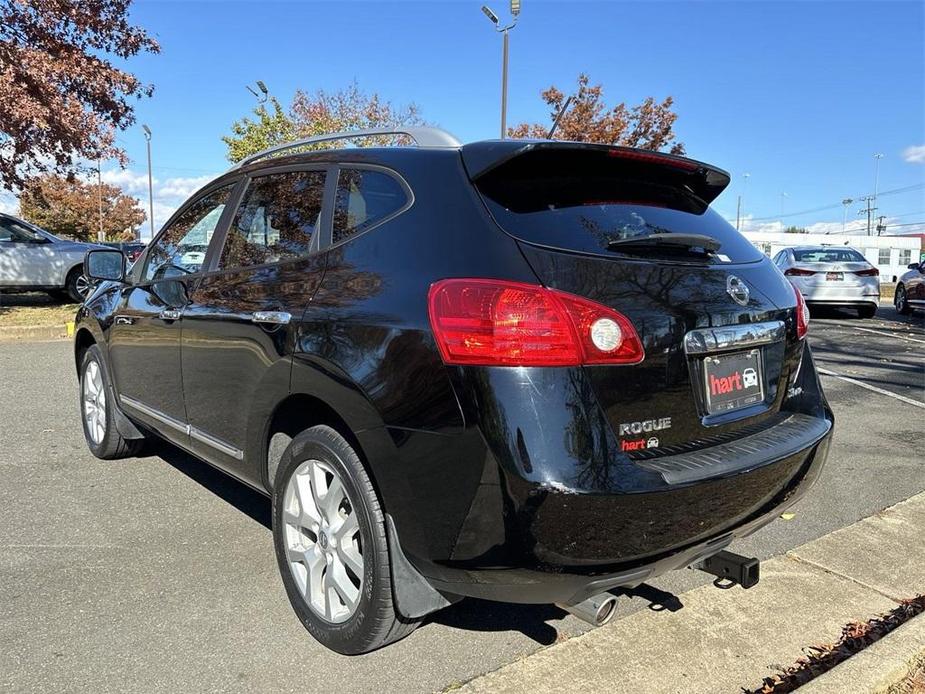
[{"x1": 740, "y1": 231, "x2": 921, "y2": 283}]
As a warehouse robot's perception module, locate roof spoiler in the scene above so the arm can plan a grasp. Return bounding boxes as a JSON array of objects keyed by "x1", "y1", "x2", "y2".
[{"x1": 461, "y1": 140, "x2": 731, "y2": 206}]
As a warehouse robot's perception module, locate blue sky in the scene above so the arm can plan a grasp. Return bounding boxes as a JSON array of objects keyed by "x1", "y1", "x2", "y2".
[{"x1": 16, "y1": 0, "x2": 925, "y2": 238}]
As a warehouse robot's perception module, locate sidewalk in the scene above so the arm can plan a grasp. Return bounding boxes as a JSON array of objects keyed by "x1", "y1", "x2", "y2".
[{"x1": 458, "y1": 492, "x2": 925, "y2": 694}]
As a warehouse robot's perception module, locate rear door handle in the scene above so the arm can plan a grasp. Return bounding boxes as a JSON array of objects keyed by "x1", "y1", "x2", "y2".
[
  {"x1": 159, "y1": 309, "x2": 182, "y2": 321},
  {"x1": 251, "y1": 311, "x2": 291, "y2": 325}
]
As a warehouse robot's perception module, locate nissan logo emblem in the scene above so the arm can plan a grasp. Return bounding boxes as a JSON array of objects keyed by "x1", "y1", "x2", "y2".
[{"x1": 726, "y1": 275, "x2": 750, "y2": 306}]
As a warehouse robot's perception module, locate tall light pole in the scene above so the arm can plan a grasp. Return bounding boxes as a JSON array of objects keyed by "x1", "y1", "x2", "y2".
[
  {"x1": 873, "y1": 153, "x2": 884, "y2": 202},
  {"x1": 142, "y1": 124, "x2": 154, "y2": 241},
  {"x1": 736, "y1": 172, "x2": 750, "y2": 231},
  {"x1": 842, "y1": 198, "x2": 853, "y2": 233},
  {"x1": 97, "y1": 159, "x2": 104, "y2": 243},
  {"x1": 481, "y1": 2, "x2": 520, "y2": 139},
  {"x1": 780, "y1": 191, "x2": 789, "y2": 223}
]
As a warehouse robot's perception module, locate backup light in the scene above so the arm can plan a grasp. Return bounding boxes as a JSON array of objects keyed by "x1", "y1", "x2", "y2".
[{"x1": 590, "y1": 318, "x2": 623, "y2": 352}]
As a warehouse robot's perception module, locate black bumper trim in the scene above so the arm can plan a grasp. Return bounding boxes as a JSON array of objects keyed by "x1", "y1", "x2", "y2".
[{"x1": 634, "y1": 413, "x2": 831, "y2": 485}]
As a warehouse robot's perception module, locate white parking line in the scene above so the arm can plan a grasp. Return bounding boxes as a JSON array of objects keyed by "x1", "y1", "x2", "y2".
[
  {"x1": 817, "y1": 367, "x2": 925, "y2": 409},
  {"x1": 840, "y1": 324, "x2": 925, "y2": 345}
]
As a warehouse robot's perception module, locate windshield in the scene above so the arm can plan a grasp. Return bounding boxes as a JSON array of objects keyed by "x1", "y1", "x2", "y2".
[{"x1": 792, "y1": 248, "x2": 865, "y2": 263}]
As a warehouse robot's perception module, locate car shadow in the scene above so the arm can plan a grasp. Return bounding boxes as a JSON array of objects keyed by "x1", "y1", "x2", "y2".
[
  {"x1": 146, "y1": 440, "x2": 687, "y2": 646},
  {"x1": 0, "y1": 291, "x2": 70, "y2": 308}
]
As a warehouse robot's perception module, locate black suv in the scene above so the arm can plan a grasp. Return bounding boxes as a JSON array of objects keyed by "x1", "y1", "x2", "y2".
[{"x1": 76, "y1": 128, "x2": 833, "y2": 654}]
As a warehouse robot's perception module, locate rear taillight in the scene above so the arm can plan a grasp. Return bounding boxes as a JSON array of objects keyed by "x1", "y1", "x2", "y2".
[
  {"x1": 427, "y1": 279, "x2": 644, "y2": 367},
  {"x1": 854, "y1": 267, "x2": 879, "y2": 277},
  {"x1": 794, "y1": 286, "x2": 809, "y2": 339},
  {"x1": 784, "y1": 268, "x2": 816, "y2": 277}
]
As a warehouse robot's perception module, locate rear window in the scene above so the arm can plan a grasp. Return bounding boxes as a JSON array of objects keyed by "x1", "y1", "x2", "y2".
[
  {"x1": 333, "y1": 168, "x2": 407, "y2": 244},
  {"x1": 474, "y1": 148, "x2": 763, "y2": 264},
  {"x1": 792, "y1": 248, "x2": 866, "y2": 263}
]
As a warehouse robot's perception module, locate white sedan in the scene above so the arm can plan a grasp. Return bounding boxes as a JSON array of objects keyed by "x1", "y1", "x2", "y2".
[{"x1": 772, "y1": 245, "x2": 880, "y2": 318}]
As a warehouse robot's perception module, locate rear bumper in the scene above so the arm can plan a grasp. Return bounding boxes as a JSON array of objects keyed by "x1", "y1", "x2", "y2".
[
  {"x1": 797, "y1": 283, "x2": 879, "y2": 305},
  {"x1": 421, "y1": 421, "x2": 831, "y2": 605}
]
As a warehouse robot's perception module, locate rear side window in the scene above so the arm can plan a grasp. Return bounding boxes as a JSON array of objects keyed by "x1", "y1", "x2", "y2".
[
  {"x1": 220, "y1": 170, "x2": 326, "y2": 269},
  {"x1": 332, "y1": 168, "x2": 407, "y2": 244},
  {"x1": 793, "y1": 248, "x2": 866, "y2": 263},
  {"x1": 474, "y1": 148, "x2": 763, "y2": 264}
]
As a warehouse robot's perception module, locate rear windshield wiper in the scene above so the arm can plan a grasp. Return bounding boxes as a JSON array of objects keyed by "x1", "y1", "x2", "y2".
[{"x1": 606, "y1": 232, "x2": 721, "y2": 255}]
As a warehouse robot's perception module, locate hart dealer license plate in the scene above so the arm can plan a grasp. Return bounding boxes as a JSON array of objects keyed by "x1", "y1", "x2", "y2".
[{"x1": 703, "y1": 349, "x2": 764, "y2": 415}]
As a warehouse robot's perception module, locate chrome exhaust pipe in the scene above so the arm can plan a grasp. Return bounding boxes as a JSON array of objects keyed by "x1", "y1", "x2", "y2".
[{"x1": 556, "y1": 593, "x2": 618, "y2": 627}]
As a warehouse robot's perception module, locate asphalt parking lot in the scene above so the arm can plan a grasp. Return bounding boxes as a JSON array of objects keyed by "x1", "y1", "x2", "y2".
[{"x1": 1, "y1": 302, "x2": 922, "y2": 694}]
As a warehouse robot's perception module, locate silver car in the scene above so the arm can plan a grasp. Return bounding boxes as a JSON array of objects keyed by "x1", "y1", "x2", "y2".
[
  {"x1": 772, "y1": 245, "x2": 880, "y2": 318},
  {"x1": 0, "y1": 213, "x2": 100, "y2": 302}
]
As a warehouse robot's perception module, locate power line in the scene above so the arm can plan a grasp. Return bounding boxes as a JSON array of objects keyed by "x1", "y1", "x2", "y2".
[{"x1": 749, "y1": 183, "x2": 925, "y2": 222}]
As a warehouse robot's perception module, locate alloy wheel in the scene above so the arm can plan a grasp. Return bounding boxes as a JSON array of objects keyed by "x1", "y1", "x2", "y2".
[
  {"x1": 82, "y1": 360, "x2": 107, "y2": 444},
  {"x1": 282, "y1": 459, "x2": 364, "y2": 623},
  {"x1": 75, "y1": 274, "x2": 94, "y2": 298},
  {"x1": 896, "y1": 287, "x2": 906, "y2": 312}
]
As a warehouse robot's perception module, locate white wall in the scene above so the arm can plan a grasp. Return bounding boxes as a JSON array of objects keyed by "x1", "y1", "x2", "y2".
[{"x1": 741, "y1": 232, "x2": 921, "y2": 282}]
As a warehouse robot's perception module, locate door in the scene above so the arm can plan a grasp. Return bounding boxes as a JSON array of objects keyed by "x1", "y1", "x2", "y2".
[
  {"x1": 0, "y1": 217, "x2": 57, "y2": 286},
  {"x1": 180, "y1": 168, "x2": 329, "y2": 484},
  {"x1": 108, "y1": 183, "x2": 237, "y2": 444}
]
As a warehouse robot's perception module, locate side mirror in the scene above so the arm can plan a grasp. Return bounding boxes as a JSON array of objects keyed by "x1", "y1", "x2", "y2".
[
  {"x1": 85, "y1": 249, "x2": 126, "y2": 282},
  {"x1": 909, "y1": 263, "x2": 921, "y2": 270}
]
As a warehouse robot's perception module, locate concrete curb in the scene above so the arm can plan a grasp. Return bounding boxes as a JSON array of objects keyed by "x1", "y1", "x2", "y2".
[
  {"x1": 797, "y1": 614, "x2": 925, "y2": 693},
  {"x1": 0, "y1": 323, "x2": 70, "y2": 341},
  {"x1": 456, "y1": 492, "x2": 925, "y2": 694}
]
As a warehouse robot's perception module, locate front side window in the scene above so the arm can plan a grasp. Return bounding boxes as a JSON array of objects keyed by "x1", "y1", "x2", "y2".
[
  {"x1": 332, "y1": 168, "x2": 407, "y2": 244},
  {"x1": 220, "y1": 170, "x2": 326, "y2": 269},
  {"x1": 144, "y1": 185, "x2": 233, "y2": 282},
  {"x1": 0, "y1": 218, "x2": 44, "y2": 243}
]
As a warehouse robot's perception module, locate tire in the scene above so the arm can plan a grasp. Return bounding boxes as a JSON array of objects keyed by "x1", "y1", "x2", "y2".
[
  {"x1": 857, "y1": 305, "x2": 877, "y2": 319},
  {"x1": 895, "y1": 285, "x2": 913, "y2": 315},
  {"x1": 65, "y1": 266, "x2": 94, "y2": 303},
  {"x1": 79, "y1": 345, "x2": 143, "y2": 460},
  {"x1": 272, "y1": 425, "x2": 419, "y2": 654}
]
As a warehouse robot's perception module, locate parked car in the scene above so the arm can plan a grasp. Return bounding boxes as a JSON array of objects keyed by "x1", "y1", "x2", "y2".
[
  {"x1": 103, "y1": 241, "x2": 147, "y2": 265},
  {"x1": 0, "y1": 213, "x2": 101, "y2": 302},
  {"x1": 895, "y1": 260, "x2": 925, "y2": 315},
  {"x1": 74, "y1": 128, "x2": 834, "y2": 655},
  {"x1": 772, "y1": 245, "x2": 880, "y2": 318}
]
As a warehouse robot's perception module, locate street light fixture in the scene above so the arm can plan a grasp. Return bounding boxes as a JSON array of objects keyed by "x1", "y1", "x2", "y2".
[
  {"x1": 841, "y1": 198, "x2": 853, "y2": 233},
  {"x1": 246, "y1": 80, "x2": 269, "y2": 104},
  {"x1": 481, "y1": 2, "x2": 520, "y2": 139},
  {"x1": 142, "y1": 124, "x2": 154, "y2": 241}
]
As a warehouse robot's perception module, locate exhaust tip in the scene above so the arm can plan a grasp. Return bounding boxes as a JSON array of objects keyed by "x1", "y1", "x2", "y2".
[{"x1": 557, "y1": 594, "x2": 618, "y2": 627}]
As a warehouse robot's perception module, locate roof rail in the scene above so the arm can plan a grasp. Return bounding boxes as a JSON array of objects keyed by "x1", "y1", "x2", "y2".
[{"x1": 230, "y1": 126, "x2": 462, "y2": 170}]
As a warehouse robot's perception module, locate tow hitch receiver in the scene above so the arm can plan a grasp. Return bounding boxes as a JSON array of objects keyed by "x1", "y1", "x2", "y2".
[{"x1": 695, "y1": 550, "x2": 760, "y2": 589}]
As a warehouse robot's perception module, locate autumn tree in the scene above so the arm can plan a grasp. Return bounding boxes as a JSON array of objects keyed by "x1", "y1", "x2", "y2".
[
  {"x1": 0, "y1": 0, "x2": 159, "y2": 191},
  {"x1": 222, "y1": 81, "x2": 426, "y2": 162},
  {"x1": 19, "y1": 173, "x2": 145, "y2": 241},
  {"x1": 509, "y1": 74, "x2": 685, "y2": 154}
]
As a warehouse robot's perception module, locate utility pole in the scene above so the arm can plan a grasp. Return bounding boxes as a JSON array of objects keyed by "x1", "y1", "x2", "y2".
[
  {"x1": 876, "y1": 215, "x2": 887, "y2": 235},
  {"x1": 858, "y1": 196, "x2": 876, "y2": 236},
  {"x1": 873, "y1": 153, "x2": 884, "y2": 206},
  {"x1": 736, "y1": 195, "x2": 742, "y2": 232},
  {"x1": 97, "y1": 160, "x2": 104, "y2": 243}
]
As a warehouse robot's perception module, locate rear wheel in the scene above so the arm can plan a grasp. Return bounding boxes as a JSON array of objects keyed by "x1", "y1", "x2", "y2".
[
  {"x1": 79, "y1": 345, "x2": 143, "y2": 459},
  {"x1": 272, "y1": 425, "x2": 419, "y2": 654},
  {"x1": 895, "y1": 285, "x2": 912, "y2": 315},
  {"x1": 857, "y1": 304, "x2": 877, "y2": 319},
  {"x1": 65, "y1": 267, "x2": 94, "y2": 303}
]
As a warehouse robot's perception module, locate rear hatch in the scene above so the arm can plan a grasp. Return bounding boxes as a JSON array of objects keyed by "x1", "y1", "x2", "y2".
[{"x1": 462, "y1": 141, "x2": 804, "y2": 453}]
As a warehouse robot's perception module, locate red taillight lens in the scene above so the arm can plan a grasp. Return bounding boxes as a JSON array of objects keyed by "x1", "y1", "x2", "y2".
[
  {"x1": 784, "y1": 268, "x2": 816, "y2": 277},
  {"x1": 794, "y1": 286, "x2": 809, "y2": 339},
  {"x1": 427, "y1": 279, "x2": 644, "y2": 367},
  {"x1": 854, "y1": 267, "x2": 879, "y2": 277}
]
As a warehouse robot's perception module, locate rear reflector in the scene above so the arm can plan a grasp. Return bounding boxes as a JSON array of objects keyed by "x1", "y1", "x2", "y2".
[
  {"x1": 794, "y1": 286, "x2": 809, "y2": 339},
  {"x1": 428, "y1": 279, "x2": 644, "y2": 367},
  {"x1": 785, "y1": 268, "x2": 817, "y2": 277},
  {"x1": 854, "y1": 267, "x2": 879, "y2": 277}
]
